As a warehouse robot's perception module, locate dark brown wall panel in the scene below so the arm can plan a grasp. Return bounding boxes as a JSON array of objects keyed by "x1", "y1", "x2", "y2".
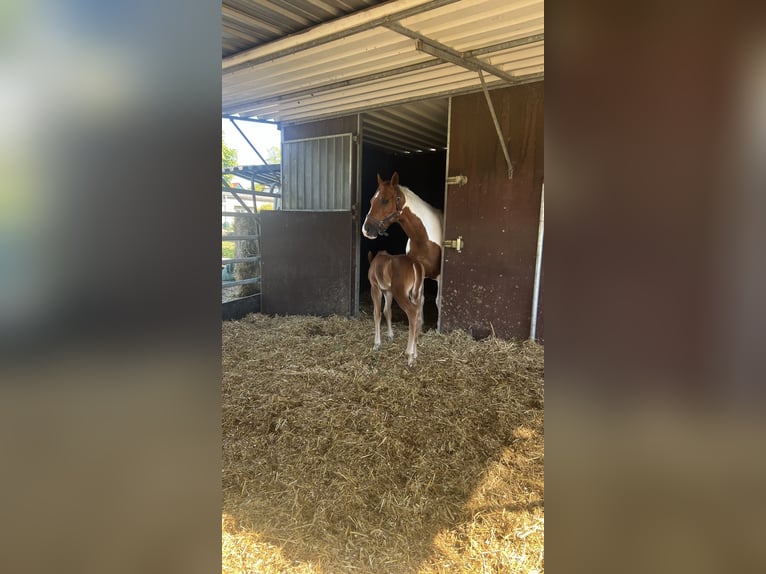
[
  {"x1": 441, "y1": 82, "x2": 544, "y2": 340},
  {"x1": 260, "y1": 211, "x2": 353, "y2": 317}
]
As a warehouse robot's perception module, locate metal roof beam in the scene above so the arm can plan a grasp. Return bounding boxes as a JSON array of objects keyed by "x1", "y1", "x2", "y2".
[
  {"x1": 228, "y1": 117, "x2": 269, "y2": 165},
  {"x1": 416, "y1": 41, "x2": 516, "y2": 83},
  {"x1": 464, "y1": 33, "x2": 544, "y2": 57},
  {"x1": 222, "y1": 114, "x2": 278, "y2": 124},
  {"x1": 222, "y1": 0, "x2": 462, "y2": 74},
  {"x1": 384, "y1": 22, "x2": 516, "y2": 83}
]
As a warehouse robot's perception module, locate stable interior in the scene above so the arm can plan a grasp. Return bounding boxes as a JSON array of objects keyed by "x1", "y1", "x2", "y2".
[{"x1": 359, "y1": 98, "x2": 449, "y2": 330}]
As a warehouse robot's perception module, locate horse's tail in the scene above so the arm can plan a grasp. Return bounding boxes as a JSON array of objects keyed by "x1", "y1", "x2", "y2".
[{"x1": 409, "y1": 261, "x2": 424, "y2": 305}]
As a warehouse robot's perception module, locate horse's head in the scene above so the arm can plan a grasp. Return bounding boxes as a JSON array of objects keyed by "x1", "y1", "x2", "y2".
[{"x1": 362, "y1": 172, "x2": 403, "y2": 239}]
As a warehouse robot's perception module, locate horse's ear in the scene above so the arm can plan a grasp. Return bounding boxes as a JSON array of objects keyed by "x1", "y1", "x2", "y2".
[
  {"x1": 391, "y1": 172, "x2": 399, "y2": 187},
  {"x1": 377, "y1": 173, "x2": 383, "y2": 185}
]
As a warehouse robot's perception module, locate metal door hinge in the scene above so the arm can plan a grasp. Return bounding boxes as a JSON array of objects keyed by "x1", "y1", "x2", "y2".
[{"x1": 443, "y1": 236, "x2": 464, "y2": 253}]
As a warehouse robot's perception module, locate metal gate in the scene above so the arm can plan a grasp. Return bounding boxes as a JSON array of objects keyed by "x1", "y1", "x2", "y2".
[{"x1": 282, "y1": 134, "x2": 353, "y2": 210}]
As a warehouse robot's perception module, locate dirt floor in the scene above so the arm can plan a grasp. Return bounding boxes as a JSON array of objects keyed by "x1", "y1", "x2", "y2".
[{"x1": 222, "y1": 312, "x2": 544, "y2": 573}]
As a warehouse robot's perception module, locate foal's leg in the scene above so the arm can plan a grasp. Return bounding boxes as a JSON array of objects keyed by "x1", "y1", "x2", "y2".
[
  {"x1": 397, "y1": 275, "x2": 420, "y2": 367},
  {"x1": 404, "y1": 304, "x2": 419, "y2": 367},
  {"x1": 371, "y1": 284, "x2": 383, "y2": 351},
  {"x1": 383, "y1": 292, "x2": 394, "y2": 340}
]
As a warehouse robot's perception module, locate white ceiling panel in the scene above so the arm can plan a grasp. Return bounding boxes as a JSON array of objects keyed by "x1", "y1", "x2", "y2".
[{"x1": 223, "y1": 0, "x2": 543, "y2": 152}]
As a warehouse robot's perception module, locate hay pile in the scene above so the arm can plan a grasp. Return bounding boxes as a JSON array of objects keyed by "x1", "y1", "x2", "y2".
[
  {"x1": 223, "y1": 313, "x2": 544, "y2": 573},
  {"x1": 233, "y1": 214, "x2": 260, "y2": 298}
]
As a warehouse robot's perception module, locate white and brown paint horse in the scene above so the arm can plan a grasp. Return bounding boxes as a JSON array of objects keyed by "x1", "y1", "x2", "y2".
[
  {"x1": 362, "y1": 173, "x2": 443, "y2": 323},
  {"x1": 367, "y1": 250, "x2": 425, "y2": 366}
]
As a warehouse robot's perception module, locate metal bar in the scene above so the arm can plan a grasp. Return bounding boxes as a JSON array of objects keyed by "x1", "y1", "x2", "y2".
[
  {"x1": 529, "y1": 183, "x2": 544, "y2": 340},
  {"x1": 222, "y1": 235, "x2": 260, "y2": 241},
  {"x1": 221, "y1": 114, "x2": 278, "y2": 125},
  {"x1": 222, "y1": 211, "x2": 263, "y2": 218},
  {"x1": 222, "y1": 278, "x2": 261, "y2": 288},
  {"x1": 222, "y1": 186, "x2": 282, "y2": 199},
  {"x1": 228, "y1": 188, "x2": 254, "y2": 215},
  {"x1": 478, "y1": 70, "x2": 513, "y2": 179},
  {"x1": 221, "y1": 256, "x2": 261, "y2": 264},
  {"x1": 232, "y1": 192, "x2": 254, "y2": 215},
  {"x1": 385, "y1": 22, "x2": 516, "y2": 83},
  {"x1": 282, "y1": 133, "x2": 355, "y2": 145},
  {"x1": 222, "y1": 0, "x2": 462, "y2": 73},
  {"x1": 416, "y1": 41, "x2": 516, "y2": 83},
  {"x1": 415, "y1": 40, "x2": 470, "y2": 70},
  {"x1": 464, "y1": 34, "x2": 545, "y2": 58},
  {"x1": 353, "y1": 112, "x2": 362, "y2": 316},
  {"x1": 222, "y1": 165, "x2": 280, "y2": 172},
  {"x1": 223, "y1": 171, "x2": 281, "y2": 186},
  {"x1": 437, "y1": 95, "x2": 452, "y2": 332},
  {"x1": 229, "y1": 118, "x2": 269, "y2": 165}
]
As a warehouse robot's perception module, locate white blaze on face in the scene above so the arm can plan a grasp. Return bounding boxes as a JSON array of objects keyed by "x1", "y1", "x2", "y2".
[
  {"x1": 366, "y1": 190, "x2": 381, "y2": 221},
  {"x1": 362, "y1": 190, "x2": 382, "y2": 239}
]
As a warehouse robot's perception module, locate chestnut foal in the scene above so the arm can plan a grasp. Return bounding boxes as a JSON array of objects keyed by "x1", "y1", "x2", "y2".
[
  {"x1": 362, "y1": 173, "x2": 443, "y2": 325},
  {"x1": 367, "y1": 251, "x2": 425, "y2": 367}
]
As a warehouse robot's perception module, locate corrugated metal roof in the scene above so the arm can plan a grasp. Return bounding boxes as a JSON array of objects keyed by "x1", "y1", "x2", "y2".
[
  {"x1": 222, "y1": 0, "x2": 543, "y2": 152},
  {"x1": 223, "y1": 0, "x2": 388, "y2": 58}
]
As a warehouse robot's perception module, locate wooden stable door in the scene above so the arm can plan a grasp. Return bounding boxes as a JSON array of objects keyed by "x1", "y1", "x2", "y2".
[{"x1": 439, "y1": 82, "x2": 544, "y2": 340}]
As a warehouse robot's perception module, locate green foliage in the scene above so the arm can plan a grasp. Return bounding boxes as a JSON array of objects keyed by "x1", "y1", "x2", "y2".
[
  {"x1": 221, "y1": 241, "x2": 235, "y2": 259},
  {"x1": 222, "y1": 132, "x2": 238, "y2": 186},
  {"x1": 265, "y1": 146, "x2": 281, "y2": 165}
]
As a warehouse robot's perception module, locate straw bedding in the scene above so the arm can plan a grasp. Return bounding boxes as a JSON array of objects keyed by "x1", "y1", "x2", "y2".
[{"x1": 222, "y1": 312, "x2": 544, "y2": 573}]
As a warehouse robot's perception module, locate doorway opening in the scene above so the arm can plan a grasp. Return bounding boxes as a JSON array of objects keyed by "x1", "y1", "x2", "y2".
[{"x1": 358, "y1": 99, "x2": 448, "y2": 331}]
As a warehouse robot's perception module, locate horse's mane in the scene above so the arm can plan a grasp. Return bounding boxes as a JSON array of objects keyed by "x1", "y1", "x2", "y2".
[{"x1": 399, "y1": 186, "x2": 443, "y2": 244}]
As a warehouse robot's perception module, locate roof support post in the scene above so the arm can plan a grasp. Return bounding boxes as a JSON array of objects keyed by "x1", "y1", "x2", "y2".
[{"x1": 529, "y1": 183, "x2": 544, "y2": 340}]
